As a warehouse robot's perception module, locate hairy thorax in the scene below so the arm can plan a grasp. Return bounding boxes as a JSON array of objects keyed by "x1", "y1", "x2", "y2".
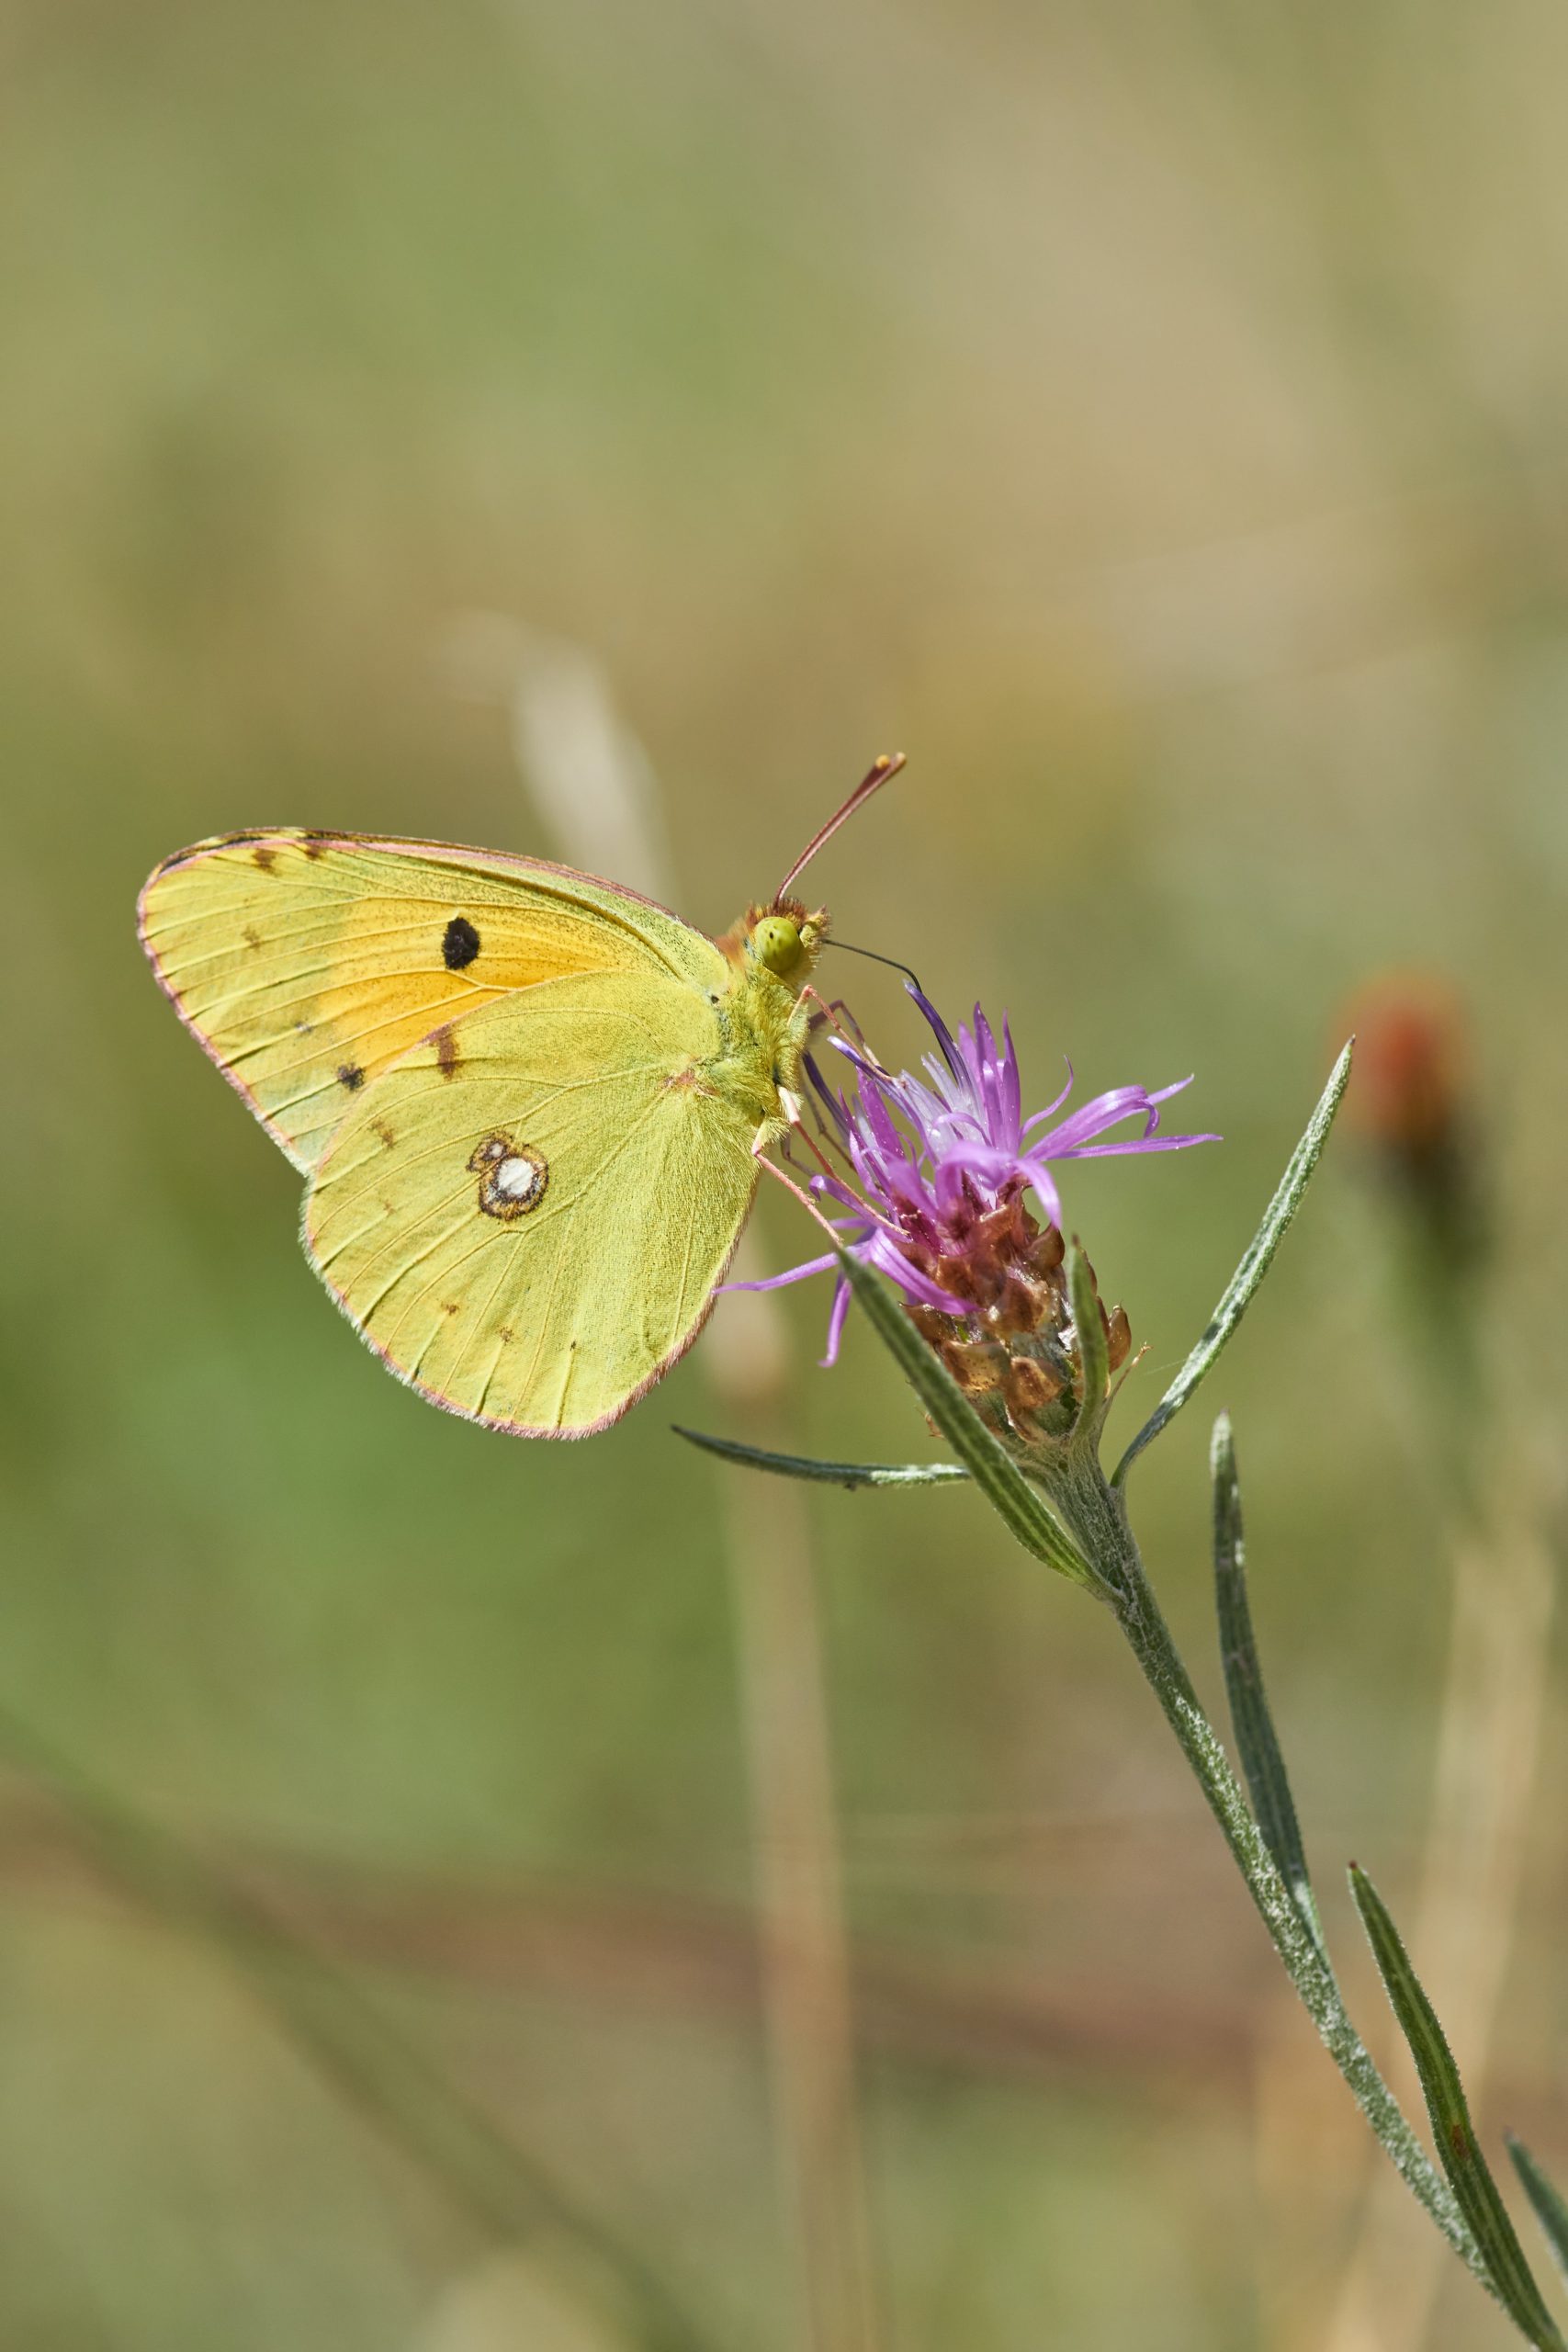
[{"x1": 699, "y1": 899, "x2": 826, "y2": 1143}]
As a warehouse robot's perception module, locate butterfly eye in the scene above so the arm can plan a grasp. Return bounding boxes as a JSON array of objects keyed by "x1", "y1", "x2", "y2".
[{"x1": 752, "y1": 915, "x2": 804, "y2": 979}]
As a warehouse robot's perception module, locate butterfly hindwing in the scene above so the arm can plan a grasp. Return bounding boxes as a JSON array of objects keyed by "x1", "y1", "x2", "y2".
[
  {"x1": 138, "y1": 831, "x2": 723, "y2": 1171},
  {"x1": 302, "y1": 968, "x2": 761, "y2": 1435}
]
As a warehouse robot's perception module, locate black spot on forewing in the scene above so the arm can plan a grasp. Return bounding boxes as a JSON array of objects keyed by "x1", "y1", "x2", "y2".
[
  {"x1": 434, "y1": 1025, "x2": 459, "y2": 1077},
  {"x1": 300, "y1": 831, "x2": 332, "y2": 860},
  {"x1": 337, "y1": 1063, "x2": 366, "y2": 1091},
  {"x1": 252, "y1": 845, "x2": 278, "y2": 873},
  {"x1": 443, "y1": 915, "x2": 480, "y2": 970}
]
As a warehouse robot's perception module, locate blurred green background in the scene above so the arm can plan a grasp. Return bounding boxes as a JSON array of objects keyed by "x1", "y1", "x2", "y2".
[{"x1": 3, "y1": 1, "x2": 1566, "y2": 2345}]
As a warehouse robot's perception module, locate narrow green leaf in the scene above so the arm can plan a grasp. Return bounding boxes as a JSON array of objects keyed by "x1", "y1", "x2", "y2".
[
  {"x1": 674, "y1": 1426, "x2": 970, "y2": 1489},
  {"x1": 1351, "y1": 1865, "x2": 1566, "y2": 2349},
  {"x1": 1113, "y1": 1041, "x2": 1353, "y2": 1487},
  {"x1": 1066, "y1": 1239, "x2": 1109, "y2": 1439},
  {"x1": 1210, "y1": 1415, "x2": 1318, "y2": 1939},
  {"x1": 835, "y1": 1249, "x2": 1093, "y2": 1586},
  {"x1": 1508, "y1": 2138, "x2": 1568, "y2": 2290}
]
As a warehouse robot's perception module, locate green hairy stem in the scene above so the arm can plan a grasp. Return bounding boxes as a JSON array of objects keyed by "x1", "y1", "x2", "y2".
[
  {"x1": 1043, "y1": 1448, "x2": 1490, "y2": 2294},
  {"x1": 719, "y1": 1037, "x2": 1562, "y2": 2343}
]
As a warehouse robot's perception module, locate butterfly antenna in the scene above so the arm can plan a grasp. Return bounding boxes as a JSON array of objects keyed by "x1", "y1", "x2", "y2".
[
  {"x1": 772, "y1": 752, "x2": 906, "y2": 905},
  {"x1": 820, "y1": 936, "x2": 928, "y2": 1000}
]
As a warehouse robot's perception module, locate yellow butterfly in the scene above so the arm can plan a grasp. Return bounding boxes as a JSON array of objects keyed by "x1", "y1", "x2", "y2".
[{"x1": 138, "y1": 760, "x2": 899, "y2": 1437}]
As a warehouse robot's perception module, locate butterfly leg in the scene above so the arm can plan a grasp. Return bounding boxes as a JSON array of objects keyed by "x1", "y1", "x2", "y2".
[
  {"x1": 780, "y1": 1114, "x2": 854, "y2": 1198},
  {"x1": 801, "y1": 988, "x2": 872, "y2": 1054},
  {"x1": 754, "y1": 1146, "x2": 845, "y2": 1243}
]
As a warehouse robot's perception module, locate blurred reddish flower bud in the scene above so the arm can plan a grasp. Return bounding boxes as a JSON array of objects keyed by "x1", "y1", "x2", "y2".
[
  {"x1": 1343, "y1": 974, "x2": 1464, "y2": 1158},
  {"x1": 1338, "y1": 972, "x2": 1483, "y2": 1264}
]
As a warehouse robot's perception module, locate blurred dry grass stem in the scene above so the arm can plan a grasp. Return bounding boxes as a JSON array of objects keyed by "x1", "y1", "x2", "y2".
[
  {"x1": 1254, "y1": 1446, "x2": 1561, "y2": 2352},
  {"x1": 422, "y1": 2250, "x2": 640, "y2": 2352},
  {"x1": 0, "y1": 1706, "x2": 706, "y2": 2352},
  {"x1": 1316, "y1": 1487, "x2": 1557, "y2": 2352},
  {"x1": 501, "y1": 629, "x2": 882, "y2": 2352},
  {"x1": 723, "y1": 1388, "x2": 884, "y2": 2352}
]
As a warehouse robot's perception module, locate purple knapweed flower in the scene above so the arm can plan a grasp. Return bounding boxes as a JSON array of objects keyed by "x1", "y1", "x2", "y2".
[{"x1": 734, "y1": 987, "x2": 1218, "y2": 1374}]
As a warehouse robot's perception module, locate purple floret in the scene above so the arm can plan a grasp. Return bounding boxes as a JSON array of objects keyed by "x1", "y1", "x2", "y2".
[{"x1": 731, "y1": 985, "x2": 1218, "y2": 1364}]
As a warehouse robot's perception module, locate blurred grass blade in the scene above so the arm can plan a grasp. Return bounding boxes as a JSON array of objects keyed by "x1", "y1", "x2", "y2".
[
  {"x1": 1508, "y1": 2139, "x2": 1568, "y2": 2290},
  {"x1": 0, "y1": 1702, "x2": 718, "y2": 2352},
  {"x1": 1350, "y1": 1864, "x2": 1566, "y2": 2349},
  {"x1": 1210, "y1": 1415, "x2": 1321, "y2": 1943},
  {"x1": 674, "y1": 1426, "x2": 970, "y2": 1488},
  {"x1": 835, "y1": 1249, "x2": 1093, "y2": 1586},
  {"x1": 1113, "y1": 1042, "x2": 1353, "y2": 1487},
  {"x1": 1066, "y1": 1241, "x2": 1109, "y2": 1440}
]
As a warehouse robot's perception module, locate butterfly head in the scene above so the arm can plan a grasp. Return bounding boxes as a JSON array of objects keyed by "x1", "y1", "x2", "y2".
[
  {"x1": 732, "y1": 899, "x2": 827, "y2": 993},
  {"x1": 725, "y1": 752, "x2": 900, "y2": 995}
]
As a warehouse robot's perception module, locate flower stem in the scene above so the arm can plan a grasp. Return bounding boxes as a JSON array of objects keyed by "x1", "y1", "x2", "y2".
[{"x1": 1047, "y1": 1453, "x2": 1496, "y2": 2303}]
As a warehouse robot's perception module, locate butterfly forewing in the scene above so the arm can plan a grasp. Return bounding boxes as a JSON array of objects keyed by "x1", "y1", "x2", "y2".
[
  {"x1": 138, "y1": 831, "x2": 721, "y2": 1170},
  {"x1": 303, "y1": 969, "x2": 761, "y2": 1435}
]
